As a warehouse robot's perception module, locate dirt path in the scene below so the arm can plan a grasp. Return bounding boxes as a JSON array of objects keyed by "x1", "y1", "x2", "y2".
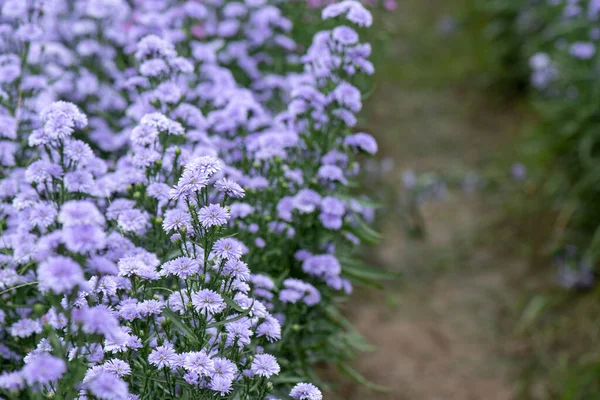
[{"x1": 330, "y1": 1, "x2": 530, "y2": 398}]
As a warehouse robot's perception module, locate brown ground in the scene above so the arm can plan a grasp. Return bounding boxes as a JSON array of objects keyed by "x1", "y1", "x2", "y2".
[{"x1": 329, "y1": 1, "x2": 534, "y2": 398}]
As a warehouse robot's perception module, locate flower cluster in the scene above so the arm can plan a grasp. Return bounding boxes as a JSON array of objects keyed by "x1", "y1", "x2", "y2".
[{"x1": 0, "y1": 0, "x2": 391, "y2": 399}]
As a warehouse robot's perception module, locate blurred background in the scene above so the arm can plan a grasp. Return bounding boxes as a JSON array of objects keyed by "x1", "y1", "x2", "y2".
[{"x1": 328, "y1": 0, "x2": 600, "y2": 399}]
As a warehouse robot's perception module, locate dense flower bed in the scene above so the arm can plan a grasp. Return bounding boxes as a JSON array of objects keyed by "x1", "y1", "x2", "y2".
[{"x1": 0, "y1": 1, "x2": 395, "y2": 399}]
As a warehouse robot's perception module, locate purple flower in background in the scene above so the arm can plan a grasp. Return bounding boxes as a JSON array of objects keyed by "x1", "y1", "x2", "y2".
[
  {"x1": 215, "y1": 178, "x2": 245, "y2": 199},
  {"x1": 84, "y1": 370, "x2": 129, "y2": 400},
  {"x1": 22, "y1": 355, "x2": 66, "y2": 386},
  {"x1": 74, "y1": 306, "x2": 126, "y2": 344},
  {"x1": 29, "y1": 202, "x2": 57, "y2": 229},
  {"x1": 344, "y1": 132, "x2": 378, "y2": 155},
  {"x1": 332, "y1": 82, "x2": 362, "y2": 112},
  {"x1": 302, "y1": 254, "x2": 342, "y2": 278},
  {"x1": 58, "y1": 200, "x2": 104, "y2": 227},
  {"x1": 62, "y1": 224, "x2": 106, "y2": 253},
  {"x1": 135, "y1": 35, "x2": 177, "y2": 61},
  {"x1": 317, "y1": 164, "x2": 347, "y2": 184},
  {"x1": 293, "y1": 189, "x2": 322, "y2": 213},
  {"x1": 40, "y1": 101, "x2": 88, "y2": 141},
  {"x1": 322, "y1": 1, "x2": 373, "y2": 27},
  {"x1": 118, "y1": 209, "x2": 150, "y2": 234},
  {"x1": 37, "y1": 256, "x2": 85, "y2": 294},
  {"x1": 332, "y1": 26, "x2": 359, "y2": 45},
  {"x1": 10, "y1": 318, "x2": 42, "y2": 338},
  {"x1": 321, "y1": 196, "x2": 346, "y2": 216},
  {"x1": 0, "y1": 371, "x2": 24, "y2": 391},
  {"x1": 511, "y1": 163, "x2": 527, "y2": 181},
  {"x1": 569, "y1": 42, "x2": 596, "y2": 59}
]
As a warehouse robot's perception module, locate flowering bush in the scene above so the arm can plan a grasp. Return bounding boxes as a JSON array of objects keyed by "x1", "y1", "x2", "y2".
[{"x1": 0, "y1": 0, "x2": 394, "y2": 399}]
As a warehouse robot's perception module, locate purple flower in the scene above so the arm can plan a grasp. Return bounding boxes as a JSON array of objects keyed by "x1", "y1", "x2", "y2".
[
  {"x1": 322, "y1": 1, "x2": 372, "y2": 27},
  {"x1": 0, "y1": 371, "x2": 24, "y2": 391},
  {"x1": 192, "y1": 289, "x2": 226, "y2": 315},
  {"x1": 135, "y1": 35, "x2": 177, "y2": 61},
  {"x1": 183, "y1": 351, "x2": 214, "y2": 376},
  {"x1": 25, "y1": 160, "x2": 62, "y2": 184},
  {"x1": 570, "y1": 41, "x2": 596, "y2": 59},
  {"x1": 332, "y1": 82, "x2": 362, "y2": 112},
  {"x1": 140, "y1": 58, "x2": 169, "y2": 77},
  {"x1": 38, "y1": 256, "x2": 85, "y2": 294},
  {"x1": 215, "y1": 178, "x2": 245, "y2": 199},
  {"x1": 171, "y1": 167, "x2": 210, "y2": 200},
  {"x1": 29, "y1": 202, "x2": 57, "y2": 229},
  {"x1": 102, "y1": 359, "x2": 131, "y2": 377},
  {"x1": 302, "y1": 254, "x2": 341, "y2": 278},
  {"x1": 22, "y1": 354, "x2": 66, "y2": 386},
  {"x1": 162, "y1": 257, "x2": 200, "y2": 279},
  {"x1": 64, "y1": 171, "x2": 95, "y2": 193},
  {"x1": 223, "y1": 259, "x2": 250, "y2": 281},
  {"x1": 210, "y1": 357, "x2": 237, "y2": 381},
  {"x1": 293, "y1": 189, "x2": 322, "y2": 213},
  {"x1": 250, "y1": 354, "x2": 280, "y2": 378},
  {"x1": 163, "y1": 209, "x2": 192, "y2": 232},
  {"x1": 73, "y1": 306, "x2": 126, "y2": 344},
  {"x1": 320, "y1": 196, "x2": 346, "y2": 216},
  {"x1": 210, "y1": 377, "x2": 233, "y2": 395},
  {"x1": 290, "y1": 382, "x2": 323, "y2": 400},
  {"x1": 138, "y1": 300, "x2": 164, "y2": 317},
  {"x1": 198, "y1": 204, "x2": 230, "y2": 228},
  {"x1": 319, "y1": 213, "x2": 343, "y2": 230},
  {"x1": 58, "y1": 200, "x2": 104, "y2": 227},
  {"x1": 332, "y1": 26, "x2": 359, "y2": 45},
  {"x1": 212, "y1": 238, "x2": 244, "y2": 260},
  {"x1": 117, "y1": 209, "x2": 150, "y2": 234},
  {"x1": 257, "y1": 316, "x2": 282, "y2": 342},
  {"x1": 344, "y1": 132, "x2": 378, "y2": 155},
  {"x1": 84, "y1": 370, "x2": 129, "y2": 400},
  {"x1": 40, "y1": 101, "x2": 88, "y2": 141},
  {"x1": 64, "y1": 139, "x2": 94, "y2": 165},
  {"x1": 149, "y1": 345, "x2": 177, "y2": 369},
  {"x1": 62, "y1": 224, "x2": 106, "y2": 253},
  {"x1": 317, "y1": 164, "x2": 347, "y2": 184},
  {"x1": 106, "y1": 199, "x2": 136, "y2": 220},
  {"x1": 10, "y1": 318, "x2": 42, "y2": 338}
]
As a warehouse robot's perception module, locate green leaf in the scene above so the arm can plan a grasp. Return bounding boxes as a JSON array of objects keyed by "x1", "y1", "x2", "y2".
[
  {"x1": 339, "y1": 256, "x2": 402, "y2": 286},
  {"x1": 206, "y1": 300, "x2": 254, "y2": 329},
  {"x1": 338, "y1": 362, "x2": 390, "y2": 392},
  {"x1": 222, "y1": 295, "x2": 247, "y2": 313},
  {"x1": 337, "y1": 194, "x2": 383, "y2": 209},
  {"x1": 345, "y1": 214, "x2": 382, "y2": 245},
  {"x1": 163, "y1": 308, "x2": 200, "y2": 344},
  {"x1": 271, "y1": 376, "x2": 306, "y2": 384}
]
